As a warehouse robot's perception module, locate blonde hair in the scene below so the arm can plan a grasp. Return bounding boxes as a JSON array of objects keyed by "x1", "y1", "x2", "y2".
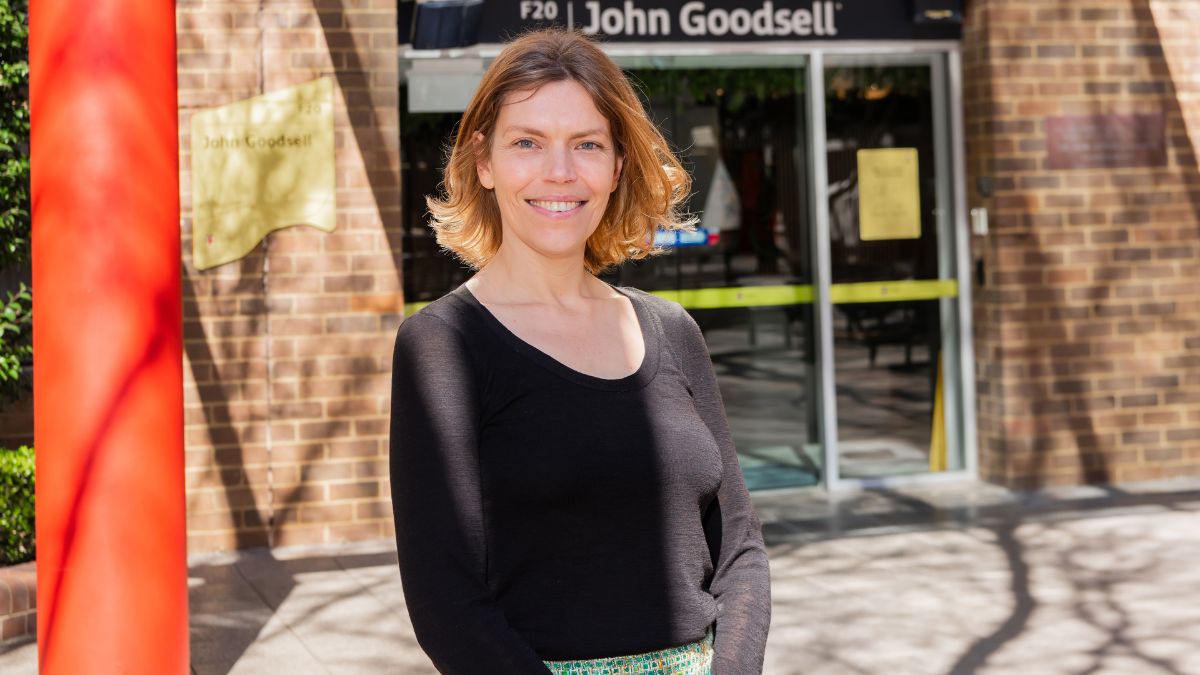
[{"x1": 425, "y1": 29, "x2": 693, "y2": 274}]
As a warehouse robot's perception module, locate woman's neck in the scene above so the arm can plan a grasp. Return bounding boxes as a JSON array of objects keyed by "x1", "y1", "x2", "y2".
[{"x1": 468, "y1": 245, "x2": 609, "y2": 307}]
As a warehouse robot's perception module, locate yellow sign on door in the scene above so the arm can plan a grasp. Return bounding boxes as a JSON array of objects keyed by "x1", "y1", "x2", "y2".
[
  {"x1": 857, "y1": 147, "x2": 921, "y2": 241},
  {"x1": 190, "y1": 78, "x2": 335, "y2": 270}
]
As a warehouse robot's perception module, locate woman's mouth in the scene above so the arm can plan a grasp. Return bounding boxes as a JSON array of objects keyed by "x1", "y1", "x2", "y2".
[{"x1": 527, "y1": 199, "x2": 585, "y2": 213}]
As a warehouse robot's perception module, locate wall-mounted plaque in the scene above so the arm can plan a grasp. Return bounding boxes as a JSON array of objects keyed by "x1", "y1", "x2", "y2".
[
  {"x1": 191, "y1": 78, "x2": 335, "y2": 270},
  {"x1": 1046, "y1": 113, "x2": 1166, "y2": 170}
]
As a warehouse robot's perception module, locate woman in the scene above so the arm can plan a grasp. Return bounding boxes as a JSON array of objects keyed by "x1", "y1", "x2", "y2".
[{"x1": 389, "y1": 28, "x2": 771, "y2": 675}]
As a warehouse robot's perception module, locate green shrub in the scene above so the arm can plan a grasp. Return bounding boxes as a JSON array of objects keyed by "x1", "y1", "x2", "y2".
[{"x1": 0, "y1": 445, "x2": 33, "y2": 564}]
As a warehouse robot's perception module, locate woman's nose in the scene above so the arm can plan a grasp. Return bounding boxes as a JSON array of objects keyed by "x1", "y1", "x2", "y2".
[{"x1": 543, "y1": 145, "x2": 577, "y2": 182}]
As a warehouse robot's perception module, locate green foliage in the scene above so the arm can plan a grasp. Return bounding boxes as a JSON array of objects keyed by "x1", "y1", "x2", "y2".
[
  {"x1": 0, "y1": 445, "x2": 34, "y2": 565},
  {"x1": 0, "y1": 0, "x2": 29, "y2": 406},
  {"x1": 629, "y1": 67, "x2": 806, "y2": 114},
  {"x1": 0, "y1": 0, "x2": 29, "y2": 270},
  {"x1": 0, "y1": 282, "x2": 29, "y2": 400}
]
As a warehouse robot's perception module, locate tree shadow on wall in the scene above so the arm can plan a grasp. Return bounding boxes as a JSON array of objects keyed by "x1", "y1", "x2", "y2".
[
  {"x1": 182, "y1": 260, "x2": 288, "y2": 673},
  {"x1": 313, "y1": 2, "x2": 403, "y2": 267},
  {"x1": 994, "y1": 0, "x2": 1200, "y2": 492},
  {"x1": 1139, "y1": 0, "x2": 1200, "y2": 415}
]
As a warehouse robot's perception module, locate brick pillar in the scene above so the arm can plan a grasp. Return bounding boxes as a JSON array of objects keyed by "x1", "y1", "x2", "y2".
[
  {"x1": 177, "y1": 1, "x2": 401, "y2": 552},
  {"x1": 964, "y1": 0, "x2": 1200, "y2": 488}
]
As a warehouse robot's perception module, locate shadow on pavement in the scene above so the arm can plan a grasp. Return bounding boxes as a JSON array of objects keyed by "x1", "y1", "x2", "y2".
[
  {"x1": 760, "y1": 482, "x2": 1200, "y2": 674},
  {"x1": 188, "y1": 546, "x2": 432, "y2": 675}
]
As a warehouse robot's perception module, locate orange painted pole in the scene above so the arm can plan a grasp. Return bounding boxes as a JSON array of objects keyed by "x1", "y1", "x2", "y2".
[{"x1": 29, "y1": 0, "x2": 187, "y2": 673}]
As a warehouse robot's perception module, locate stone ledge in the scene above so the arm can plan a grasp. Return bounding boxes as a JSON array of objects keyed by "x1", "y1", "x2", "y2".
[{"x1": 0, "y1": 561, "x2": 36, "y2": 643}]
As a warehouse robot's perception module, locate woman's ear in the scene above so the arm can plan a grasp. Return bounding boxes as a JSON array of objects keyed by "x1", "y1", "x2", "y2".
[
  {"x1": 474, "y1": 131, "x2": 494, "y2": 190},
  {"x1": 611, "y1": 154, "x2": 624, "y2": 193}
]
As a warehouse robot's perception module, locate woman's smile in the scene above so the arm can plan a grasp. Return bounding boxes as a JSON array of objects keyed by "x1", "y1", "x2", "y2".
[{"x1": 527, "y1": 198, "x2": 587, "y2": 216}]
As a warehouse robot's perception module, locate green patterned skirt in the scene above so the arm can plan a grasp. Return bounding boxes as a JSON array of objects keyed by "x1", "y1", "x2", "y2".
[{"x1": 543, "y1": 630, "x2": 714, "y2": 675}]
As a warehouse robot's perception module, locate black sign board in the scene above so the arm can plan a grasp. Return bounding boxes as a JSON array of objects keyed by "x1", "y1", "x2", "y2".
[{"x1": 403, "y1": 0, "x2": 963, "y2": 48}]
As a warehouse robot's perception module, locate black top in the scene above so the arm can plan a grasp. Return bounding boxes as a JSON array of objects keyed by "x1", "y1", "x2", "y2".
[{"x1": 389, "y1": 283, "x2": 771, "y2": 674}]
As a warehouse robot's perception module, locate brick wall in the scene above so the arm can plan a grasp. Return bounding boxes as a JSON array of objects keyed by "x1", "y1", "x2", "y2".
[
  {"x1": 0, "y1": 562, "x2": 35, "y2": 642},
  {"x1": 177, "y1": 0, "x2": 401, "y2": 552},
  {"x1": 964, "y1": 0, "x2": 1200, "y2": 488}
]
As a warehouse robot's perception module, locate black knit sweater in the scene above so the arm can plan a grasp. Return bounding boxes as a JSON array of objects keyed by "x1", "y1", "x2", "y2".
[{"x1": 389, "y1": 282, "x2": 771, "y2": 674}]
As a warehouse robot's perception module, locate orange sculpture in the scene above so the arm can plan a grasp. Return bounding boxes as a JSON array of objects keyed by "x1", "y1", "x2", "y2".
[{"x1": 30, "y1": 0, "x2": 187, "y2": 672}]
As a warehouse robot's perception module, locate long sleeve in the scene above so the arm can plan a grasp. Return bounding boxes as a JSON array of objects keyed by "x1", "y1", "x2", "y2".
[
  {"x1": 668, "y1": 305, "x2": 772, "y2": 675},
  {"x1": 389, "y1": 311, "x2": 553, "y2": 675}
]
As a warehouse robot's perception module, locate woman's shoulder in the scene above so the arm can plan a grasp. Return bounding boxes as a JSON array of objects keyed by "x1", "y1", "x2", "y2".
[
  {"x1": 395, "y1": 286, "x2": 480, "y2": 345},
  {"x1": 614, "y1": 285, "x2": 698, "y2": 335}
]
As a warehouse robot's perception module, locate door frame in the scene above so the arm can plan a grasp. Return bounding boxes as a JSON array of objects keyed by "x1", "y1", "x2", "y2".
[{"x1": 811, "y1": 49, "x2": 976, "y2": 490}]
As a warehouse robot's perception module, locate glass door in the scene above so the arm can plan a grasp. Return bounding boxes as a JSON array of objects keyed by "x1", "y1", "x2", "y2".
[
  {"x1": 820, "y1": 53, "x2": 965, "y2": 482},
  {"x1": 607, "y1": 55, "x2": 821, "y2": 491}
]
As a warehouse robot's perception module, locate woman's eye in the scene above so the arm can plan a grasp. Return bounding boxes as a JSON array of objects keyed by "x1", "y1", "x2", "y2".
[
  {"x1": 579, "y1": 141, "x2": 602, "y2": 150},
  {"x1": 515, "y1": 139, "x2": 536, "y2": 149}
]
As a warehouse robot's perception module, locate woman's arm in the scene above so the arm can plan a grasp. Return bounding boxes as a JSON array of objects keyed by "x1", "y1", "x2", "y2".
[
  {"x1": 668, "y1": 304, "x2": 772, "y2": 675},
  {"x1": 390, "y1": 310, "x2": 553, "y2": 674}
]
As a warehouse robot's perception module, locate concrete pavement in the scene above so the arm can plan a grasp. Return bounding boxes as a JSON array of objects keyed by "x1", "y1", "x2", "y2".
[{"x1": 3, "y1": 478, "x2": 1200, "y2": 674}]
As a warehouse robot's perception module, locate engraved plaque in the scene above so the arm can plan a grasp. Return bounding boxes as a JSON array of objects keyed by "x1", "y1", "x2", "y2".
[
  {"x1": 1046, "y1": 113, "x2": 1166, "y2": 170},
  {"x1": 191, "y1": 78, "x2": 335, "y2": 270}
]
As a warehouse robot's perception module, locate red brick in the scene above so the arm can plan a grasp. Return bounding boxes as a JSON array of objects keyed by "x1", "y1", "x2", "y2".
[
  {"x1": 330, "y1": 481, "x2": 380, "y2": 500},
  {"x1": 2, "y1": 616, "x2": 27, "y2": 640},
  {"x1": 299, "y1": 504, "x2": 355, "y2": 524},
  {"x1": 1167, "y1": 429, "x2": 1200, "y2": 442},
  {"x1": 1145, "y1": 448, "x2": 1183, "y2": 462},
  {"x1": 356, "y1": 459, "x2": 389, "y2": 479},
  {"x1": 328, "y1": 522, "x2": 385, "y2": 541},
  {"x1": 356, "y1": 501, "x2": 392, "y2": 519}
]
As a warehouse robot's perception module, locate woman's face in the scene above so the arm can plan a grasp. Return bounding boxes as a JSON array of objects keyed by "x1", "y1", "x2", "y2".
[{"x1": 477, "y1": 79, "x2": 623, "y2": 265}]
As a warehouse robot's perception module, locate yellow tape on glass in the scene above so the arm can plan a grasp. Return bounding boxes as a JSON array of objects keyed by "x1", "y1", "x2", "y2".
[
  {"x1": 651, "y1": 284, "x2": 814, "y2": 309},
  {"x1": 828, "y1": 279, "x2": 958, "y2": 305},
  {"x1": 401, "y1": 280, "x2": 958, "y2": 315}
]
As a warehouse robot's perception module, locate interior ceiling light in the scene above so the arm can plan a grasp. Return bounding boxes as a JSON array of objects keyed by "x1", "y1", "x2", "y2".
[{"x1": 864, "y1": 82, "x2": 892, "y2": 100}]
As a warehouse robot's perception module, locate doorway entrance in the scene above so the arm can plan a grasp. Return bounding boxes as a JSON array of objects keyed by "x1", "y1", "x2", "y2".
[{"x1": 820, "y1": 53, "x2": 969, "y2": 483}]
